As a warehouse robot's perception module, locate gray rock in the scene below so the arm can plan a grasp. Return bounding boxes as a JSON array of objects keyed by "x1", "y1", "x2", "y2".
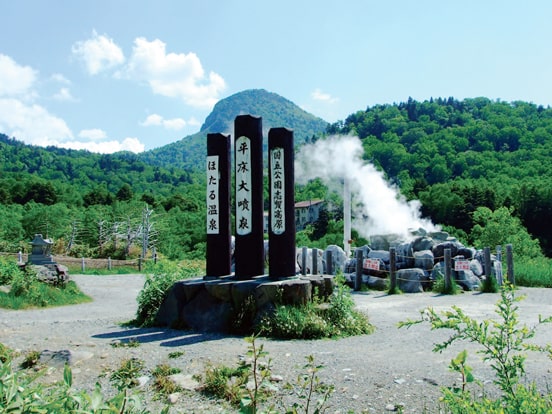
[
  {"x1": 470, "y1": 259, "x2": 484, "y2": 276},
  {"x1": 411, "y1": 236, "x2": 434, "y2": 252},
  {"x1": 324, "y1": 245, "x2": 348, "y2": 273},
  {"x1": 397, "y1": 268, "x2": 425, "y2": 293},
  {"x1": 414, "y1": 250, "x2": 434, "y2": 271},
  {"x1": 455, "y1": 269, "x2": 481, "y2": 291},
  {"x1": 168, "y1": 373, "x2": 200, "y2": 391}
]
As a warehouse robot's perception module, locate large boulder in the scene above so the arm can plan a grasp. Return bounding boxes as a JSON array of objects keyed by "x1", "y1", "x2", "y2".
[
  {"x1": 397, "y1": 268, "x2": 426, "y2": 293},
  {"x1": 470, "y1": 259, "x2": 484, "y2": 277},
  {"x1": 455, "y1": 269, "x2": 481, "y2": 291},
  {"x1": 324, "y1": 245, "x2": 348, "y2": 274},
  {"x1": 411, "y1": 236, "x2": 434, "y2": 252},
  {"x1": 414, "y1": 250, "x2": 434, "y2": 271},
  {"x1": 394, "y1": 242, "x2": 414, "y2": 269},
  {"x1": 432, "y1": 241, "x2": 464, "y2": 261}
]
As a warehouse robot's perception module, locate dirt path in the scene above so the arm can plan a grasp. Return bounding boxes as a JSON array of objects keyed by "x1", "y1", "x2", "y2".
[{"x1": 1, "y1": 275, "x2": 552, "y2": 413}]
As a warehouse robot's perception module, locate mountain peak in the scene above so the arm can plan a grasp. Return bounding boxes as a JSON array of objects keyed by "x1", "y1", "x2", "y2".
[
  {"x1": 200, "y1": 89, "x2": 327, "y2": 136},
  {"x1": 140, "y1": 89, "x2": 328, "y2": 170}
]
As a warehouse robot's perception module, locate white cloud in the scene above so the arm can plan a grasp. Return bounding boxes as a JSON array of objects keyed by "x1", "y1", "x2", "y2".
[
  {"x1": 78, "y1": 128, "x2": 107, "y2": 140},
  {"x1": 311, "y1": 88, "x2": 339, "y2": 104},
  {"x1": 53, "y1": 87, "x2": 76, "y2": 101},
  {"x1": 0, "y1": 54, "x2": 37, "y2": 97},
  {"x1": 50, "y1": 73, "x2": 71, "y2": 84},
  {"x1": 122, "y1": 37, "x2": 226, "y2": 108},
  {"x1": 0, "y1": 98, "x2": 73, "y2": 144},
  {"x1": 72, "y1": 30, "x2": 125, "y2": 75},
  {"x1": 61, "y1": 137, "x2": 144, "y2": 154},
  {"x1": 140, "y1": 113, "x2": 188, "y2": 130}
]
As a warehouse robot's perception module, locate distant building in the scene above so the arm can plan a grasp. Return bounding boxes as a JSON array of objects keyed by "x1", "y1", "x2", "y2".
[
  {"x1": 262, "y1": 199, "x2": 326, "y2": 233},
  {"x1": 295, "y1": 199, "x2": 325, "y2": 230}
]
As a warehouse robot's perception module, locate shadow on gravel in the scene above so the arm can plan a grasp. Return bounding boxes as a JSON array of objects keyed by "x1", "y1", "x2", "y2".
[{"x1": 92, "y1": 328, "x2": 229, "y2": 347}]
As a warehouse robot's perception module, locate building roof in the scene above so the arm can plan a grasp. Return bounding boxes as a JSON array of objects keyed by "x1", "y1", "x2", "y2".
[{"x1": 294, "y1": 199, "x2": 324, "y2": 209}]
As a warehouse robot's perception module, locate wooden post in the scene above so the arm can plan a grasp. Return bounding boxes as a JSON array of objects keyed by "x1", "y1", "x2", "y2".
[
  {"x1": 301, "y1": 246, "x2": 308, "y2": 275},
  {"x1": 389, "y1": 247, "x2": 397, "y2": 293},
  {"x1": 206, "y1": 133, "x2": 232, "y2": 277},
  {"x1": 496, "y1": 245, "x2": 504, "y2": 285},
  {"x1": 312, "y1": 248, "x2": 318, "y2": 275},
  {"x1": 484, "y1": 247, "x2": 492, "y2": 284},
  {"x1": 355, "y1": 248, "x2": 363, "y2": 291},
  {"x1": 506, "y1": 244, "x2": 515, "y2": 285},
  {"x1": 107, "y1": 257, "x2": 112, "y2": 271},
  {"x1": 444, "y1": 248, "x2": 452, "y2": 293},
  {"x1": 326, "y1": 249, "x2": 333, "y2": 275},
  {"x1": 268, "y1": 127, "x2": 295, "y2": 279},
  {"x1": 138, "y1": 257, "x2": 142, "y2": 272},
  {"x1": 81, "y1": 257, "x2": 85, "y2": 272},
  {"x1": 234, "y1": 115, "x2": 264, "y2": 279}
]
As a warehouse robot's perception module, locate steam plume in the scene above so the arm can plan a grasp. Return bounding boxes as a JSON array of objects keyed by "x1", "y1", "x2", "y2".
[{"x1": 295, "y1": 135, "x2": 439, "y2": 239}]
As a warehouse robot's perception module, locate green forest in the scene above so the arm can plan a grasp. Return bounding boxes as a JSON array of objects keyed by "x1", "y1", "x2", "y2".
[{"x1": 1, "y1": 96, "x2": 552, "y2": 261}]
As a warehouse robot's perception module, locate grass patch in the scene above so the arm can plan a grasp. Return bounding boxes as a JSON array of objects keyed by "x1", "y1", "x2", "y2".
[
  {"x1": 432, "y1": 275, "x2": 462, "y2": 295},
  {"x1": 515, "y1": 257, "x2": 552, "y2": 287},
  {"x1": 256, "y1": 280, "x2": 374, "y2": 339},
  {"x1": 0, "y1": 280, "x2": 91, "y2": 309}
]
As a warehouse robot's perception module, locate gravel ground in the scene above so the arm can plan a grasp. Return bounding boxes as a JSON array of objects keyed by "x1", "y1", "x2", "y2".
[{"x1": 1, "y1": 274, "x2": 552, "y2": 413}]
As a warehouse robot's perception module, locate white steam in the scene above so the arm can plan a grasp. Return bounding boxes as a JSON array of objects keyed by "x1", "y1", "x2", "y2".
[{"x1": 295, "y1": 135, "x2": 439, "y2": 239}]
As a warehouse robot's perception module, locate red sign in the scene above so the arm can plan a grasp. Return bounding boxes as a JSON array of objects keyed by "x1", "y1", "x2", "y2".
[
  {"x1": 454, "y1": 260, "x2": 470, "y2": 271},
  {"x1": 363, "y1": 258, "x2": 380, "y2": 271}
]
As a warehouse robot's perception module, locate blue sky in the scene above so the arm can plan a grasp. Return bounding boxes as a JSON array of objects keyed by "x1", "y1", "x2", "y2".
[{"x1": 1, "y1": 1, "x2": 551, "y2": 153}]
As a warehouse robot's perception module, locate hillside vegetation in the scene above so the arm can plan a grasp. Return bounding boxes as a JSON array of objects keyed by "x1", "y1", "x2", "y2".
[
  {"x1": 327, "y1": 97, "x2": 552, "y2": 256},
  {"x1": 0, "y1": 94, "x2": 552, "y2": 260}
]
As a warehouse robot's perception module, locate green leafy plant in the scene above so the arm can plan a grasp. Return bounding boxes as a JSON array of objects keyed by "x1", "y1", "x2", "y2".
[
  {"x1": 283, "y1": 354, "x2": 335, "y2": 414},
  {"x1": 199, "y1": 362, "x2": 248, "y2": 405},
  {"x1": 133, "y1": 260, "x2": 201, "y2": 327},
  {"x1": 20, "y1": 350, "x2": 41, "y2": 369},
  {"x1": 110, "y1": 338, "x2": 141, "y2": 348},
  {"x1": 239, "y1": 335, "x2": 275, "y2": 413},
  {"x1": 256, "y1": 279, "x2": 373, "y2": 339},
  {"x1": 109, "y1": 357, "x2": 145, "y2": 391},
  {"x1": 431, "y1": 274, "x2": 461, "y2": 295},
  {"x1": 399, "y1": 283, "x2": 552, "y2": 413},
  {"x1": 168, "y1": 350, "x2": 184, "y2": 359},
  {"x1": 196, "y1": 335, "x2": 335, "y2": 413},
  {"x1": 152, "y1": 364, "x2": 182, "y2": 396},
  {"x1": 0, "y1": 256, "x2": 22, "y2": 285},
  {"x1": 0, "y1": 350, "x2": 165, "y2": 413}
]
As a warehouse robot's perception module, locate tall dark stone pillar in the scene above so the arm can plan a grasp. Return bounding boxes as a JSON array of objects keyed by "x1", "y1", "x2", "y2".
[
  {"x1": 234, "y1": 115, "x2": 264, "y2": 279},
  {"x1": 206, "y1": 133, "x2": 231, "y2": 277},
  {"x1": 268, "y1": 128, "x2": 296, "y2": 279}
]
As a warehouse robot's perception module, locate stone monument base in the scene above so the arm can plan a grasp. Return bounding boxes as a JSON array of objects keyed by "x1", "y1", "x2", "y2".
[{"x1": 155, "y1": 275, "x2": 335, "y2": 333}]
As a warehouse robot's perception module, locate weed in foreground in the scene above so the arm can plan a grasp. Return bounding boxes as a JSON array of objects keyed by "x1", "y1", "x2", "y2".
[
  {"x1": 399, "y1": 283, "x2": 552, "y2": 413},
  {"x1": 109, "y1": 357, "x2": 145, "y2": 391},
  {"x1": 197, "y1": 335, "x2": 334, "y2": 413},
  {"x1": 0, "y1": 344, "x2": 167, "y2": 413}
]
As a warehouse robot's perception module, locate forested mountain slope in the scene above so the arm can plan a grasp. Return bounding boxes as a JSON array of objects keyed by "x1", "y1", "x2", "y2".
[
  {"x1": 138, "y1": 89, "x2": 328, "y2": 170},
  {"x1": 1, "y1": 95, "x2": 552, "y2": 258}
]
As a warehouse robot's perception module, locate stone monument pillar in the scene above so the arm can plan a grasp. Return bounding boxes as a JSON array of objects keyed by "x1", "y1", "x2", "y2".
[
  {"x1": 268, "y1": 128, "x2": 296, "y2": 279},
  {"x1": 206, "y1": 133, "x2": 232, "y2": 277},
  {"x1": 234, "y1": 115, "x2": 265, "y2": 279}
]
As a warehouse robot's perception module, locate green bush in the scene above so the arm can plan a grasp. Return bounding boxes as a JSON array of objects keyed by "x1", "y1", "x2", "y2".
[
  {"x1": 133, "y1": 260, "x2": 202, "y2": 327},
  {"x1": 256, "y1": 281, "x2": 374, "y2": 339},
  {"x1": 0, "y1": 256, "x2": 22, "y2": 285}
]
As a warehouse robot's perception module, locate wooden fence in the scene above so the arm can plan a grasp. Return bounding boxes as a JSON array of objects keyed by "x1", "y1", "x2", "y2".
[{"x1": 0, "y1": 252, "x2": 150, "y2": 272}]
